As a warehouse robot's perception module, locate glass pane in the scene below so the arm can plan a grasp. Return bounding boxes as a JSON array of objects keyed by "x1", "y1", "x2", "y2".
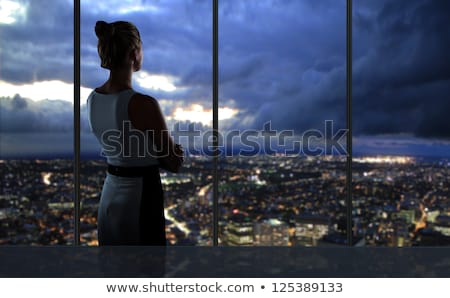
[
  {"x1": 218, "y1": 0, "x2": 348, "y2": 246},
  {"x1": 80, "y1": 0, "x2": 212, "y2": 245},
  {"x1": 0, "y1": 0, "x2": 74, "y2": 245},
  {"x1": 353, "y1": 0, "x2": 450, "y2": 246}
]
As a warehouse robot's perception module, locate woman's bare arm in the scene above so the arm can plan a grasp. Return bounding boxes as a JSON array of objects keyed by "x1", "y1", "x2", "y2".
[{"x1": 128, "y1": 93, "x2": 183, "y2": 173}]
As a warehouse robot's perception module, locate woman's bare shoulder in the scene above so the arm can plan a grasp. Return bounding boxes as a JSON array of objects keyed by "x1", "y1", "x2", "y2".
[
  {"x1": 130, "y1": 92, "x2": 159, "y2": 107},
  {"x1": 128, "y1": 92, "x2": 164, "y2": 130}
]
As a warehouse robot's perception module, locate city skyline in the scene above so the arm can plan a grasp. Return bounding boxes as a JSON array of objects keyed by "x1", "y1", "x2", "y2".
[{"x1": 1, "y1": 155, "x2": 449, "y2": 246}]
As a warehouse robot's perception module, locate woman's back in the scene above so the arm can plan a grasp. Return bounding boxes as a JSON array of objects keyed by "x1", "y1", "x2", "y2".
[
  {"x1": 87, "y1": 88, "x2": 159, "y2": 167},
  {"x1": 90, "y1": 20, "x2": 183, "y2": 246}
]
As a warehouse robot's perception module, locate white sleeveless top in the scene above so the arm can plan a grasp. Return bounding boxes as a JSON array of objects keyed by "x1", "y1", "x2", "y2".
[{"x1": 87, "y1": 89, "x2": 159, "y2": 167}]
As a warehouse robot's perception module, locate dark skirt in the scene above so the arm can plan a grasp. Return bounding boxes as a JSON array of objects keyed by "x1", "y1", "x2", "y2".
[{"x1": 97, "y1": 165, "x2": 166, "y2": 246}]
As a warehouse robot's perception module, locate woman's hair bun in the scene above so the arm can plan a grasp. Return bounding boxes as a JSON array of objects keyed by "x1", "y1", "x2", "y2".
[{"x1": 95, "y1": 20, "x2": 114, "y2": 40}]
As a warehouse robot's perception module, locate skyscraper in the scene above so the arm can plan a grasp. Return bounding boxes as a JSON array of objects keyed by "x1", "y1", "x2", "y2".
[{"x1": 254, "y1": 219, "x2": 289, "y2": 246}]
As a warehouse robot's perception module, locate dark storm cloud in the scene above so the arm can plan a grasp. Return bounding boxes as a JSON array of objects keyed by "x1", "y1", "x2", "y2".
[
  {"x1": 0, "y1": 0, "x2": 212, "y2": 99},
  {"x1": 353, "y1": 0, "x2": 450, "y2": 139},
  {"x1": 217, "y1": 0, "x2": 347, "y2": 133},
  {"x1": 215, "y1": 0, "x2": 450, "y2": 141},
  {"x1": 0, "y1": 0, "x2": 74, "y2": 84},
  {"x1": 1, "y1": 0, "x2": 449, "y2": 142},
  {"x1": 0, "y1": 95, "x2": 91, "y2": 133},
  {"x1": 79, "y1": 0, "x2": 212, "y2": 103}
]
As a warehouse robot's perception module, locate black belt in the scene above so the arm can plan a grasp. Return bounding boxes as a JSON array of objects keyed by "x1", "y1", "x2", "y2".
[{"x1": 107, "y1": 164, "x2": 159, "y2": 177}]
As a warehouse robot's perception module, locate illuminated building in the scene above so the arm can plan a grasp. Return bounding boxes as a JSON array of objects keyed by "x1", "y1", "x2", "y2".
[
  {"x1": 433, "y1": 215, "x2": 450, "y2": 237},
  {"x1": 293, "y1": 215, "x2": 330, "y2": 246},
  {"x1": 396, "y1": 209, "x2": 416, "y2": 225},
  {"x1": 254, "y1": 218, "x2": 289, "y2": 246},
  {"x1": 392, "y1": 218, "x2": 411, "y2": 247},
  {"x1": 426, "y1": 209, "x2": 441, "y2": 223},
  {"x1": 224, "y1": 213, "x2": 253, "y2": 246}
]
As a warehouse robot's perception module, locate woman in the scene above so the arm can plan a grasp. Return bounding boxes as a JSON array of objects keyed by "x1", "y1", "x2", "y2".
[{"x1": 87, "y1": 20, "x2": 183, "y2": 246}]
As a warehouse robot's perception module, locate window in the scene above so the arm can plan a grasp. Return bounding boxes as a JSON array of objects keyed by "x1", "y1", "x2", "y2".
[
  {"x1": 1, "y1": 0, "x2": 448, "y2": 247},
  {"x1": 0, "y1": 0, "x2": 74, "y2": 245},
  {"x1": 79, "y1": 0, "x2": 212, "y2": 246},
  {"x1": 218, "y1": 0, "x2": 348, "y2": 246},
  {"x1": 352, "y1": 0, "x2": 450, "y2": 246}
]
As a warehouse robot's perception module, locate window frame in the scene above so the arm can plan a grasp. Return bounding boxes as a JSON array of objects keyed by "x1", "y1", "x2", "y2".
[{"x1": 72, "y1": 0, "x2": 353, "y2": 246}]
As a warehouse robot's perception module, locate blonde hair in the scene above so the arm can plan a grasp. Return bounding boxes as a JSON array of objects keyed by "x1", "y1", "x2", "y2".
[{"x1": 95, "y1": 20, "x2": 141, "y2": 70}]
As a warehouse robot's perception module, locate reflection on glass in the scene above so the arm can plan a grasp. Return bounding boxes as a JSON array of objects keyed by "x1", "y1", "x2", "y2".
[
  {"x1": 80, "y1": 0, "x2": 212, "y2": 245},
  {"x1": 353, "y1": 0, "x2": 450, "y2": 246},
  {"x1": 0, "y1": 0, "x2": 74, "y2": 245},
  {"x1": 218, "y1": 0, "x2": 347, "y2": 246}
]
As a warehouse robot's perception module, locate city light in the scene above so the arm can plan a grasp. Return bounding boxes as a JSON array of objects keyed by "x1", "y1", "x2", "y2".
[
  {"x1": 353, "y1": 156, "x2": 415, "y2": 164},
  {"x1": 2, "y1": 154, "x2": 448, "y2": 246}
]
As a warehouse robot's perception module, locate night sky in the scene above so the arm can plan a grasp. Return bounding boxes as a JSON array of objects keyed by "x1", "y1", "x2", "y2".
[{"x1": 0, "y1": 0, "x2": 449, "y2": 157}]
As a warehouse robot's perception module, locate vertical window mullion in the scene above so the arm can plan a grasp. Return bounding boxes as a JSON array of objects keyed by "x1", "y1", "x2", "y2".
[
  {"x1": 74, "y1": 0, "x2": 81, "y2": 246},
  {"x1": 212, "y1": 0, "x2": 219, "y2": 246},
  {"x1": 346, "y1": 0, "x2": 353, "y2": 247}
]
